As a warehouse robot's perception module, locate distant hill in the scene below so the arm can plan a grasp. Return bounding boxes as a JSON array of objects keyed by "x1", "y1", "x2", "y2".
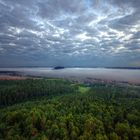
[
  {"x1": 106, "y1": 67, "x2": 140, "y2": 69},
  {"x1": 53, "y1": 66, "x2": 65, "y2": 70}
]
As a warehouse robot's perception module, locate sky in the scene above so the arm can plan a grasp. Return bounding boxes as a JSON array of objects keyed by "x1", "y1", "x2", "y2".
[{"x1": 0, "y1": 0, "x2": 140, "y2": 67}]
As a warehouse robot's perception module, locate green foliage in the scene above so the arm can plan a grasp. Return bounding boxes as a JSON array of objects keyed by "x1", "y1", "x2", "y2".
[
  {"x1": 0, "y1": 79, "x2": 76, "y2": 106},
  {"x1": 0, "y1": 79, "x2": 140, "y2": 139}
]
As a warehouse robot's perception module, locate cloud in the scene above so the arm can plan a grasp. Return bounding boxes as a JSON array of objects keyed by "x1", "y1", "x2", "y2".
[{"x1": 0, "y1": 0, "x2": 140, "y2": 67}]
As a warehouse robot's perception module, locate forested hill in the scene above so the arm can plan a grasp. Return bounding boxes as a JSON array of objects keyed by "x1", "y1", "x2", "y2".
[{"x1": 0, "y1": 79, "x2": 140, "y2": 140}]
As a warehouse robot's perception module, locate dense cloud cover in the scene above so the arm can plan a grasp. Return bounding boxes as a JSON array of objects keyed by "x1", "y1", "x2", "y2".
[{"x1": 0, "y1": 0, "x2": 140, "y2": 67}]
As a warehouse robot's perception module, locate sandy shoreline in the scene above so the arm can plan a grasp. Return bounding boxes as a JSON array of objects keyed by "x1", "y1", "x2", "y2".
[
  {"x1": 0, "y1": 75, "x2": 27, "y2": 80},
  {"x1": 0, "y1": 75, "x2": 139, "y2": 87}
]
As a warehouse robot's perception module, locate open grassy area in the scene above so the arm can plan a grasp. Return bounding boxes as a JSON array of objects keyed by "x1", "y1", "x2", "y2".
[{"x1": 78, "y1": 86, "x2": 90, "y2": 94}]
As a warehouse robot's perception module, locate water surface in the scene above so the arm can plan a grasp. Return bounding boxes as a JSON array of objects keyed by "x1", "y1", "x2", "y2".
[{"x1": 0, "y1": 68, "x2": 140, "y2": 84}]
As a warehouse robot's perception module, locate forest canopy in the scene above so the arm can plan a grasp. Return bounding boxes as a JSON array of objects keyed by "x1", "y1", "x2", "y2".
[{"x1": 0, "y1": 79, "x2": 140, "y2": 140}]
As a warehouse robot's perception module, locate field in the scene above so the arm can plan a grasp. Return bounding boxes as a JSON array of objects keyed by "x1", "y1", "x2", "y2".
[{"x1": 0, "y1": 79, "x2": 140, "y2": 140}]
